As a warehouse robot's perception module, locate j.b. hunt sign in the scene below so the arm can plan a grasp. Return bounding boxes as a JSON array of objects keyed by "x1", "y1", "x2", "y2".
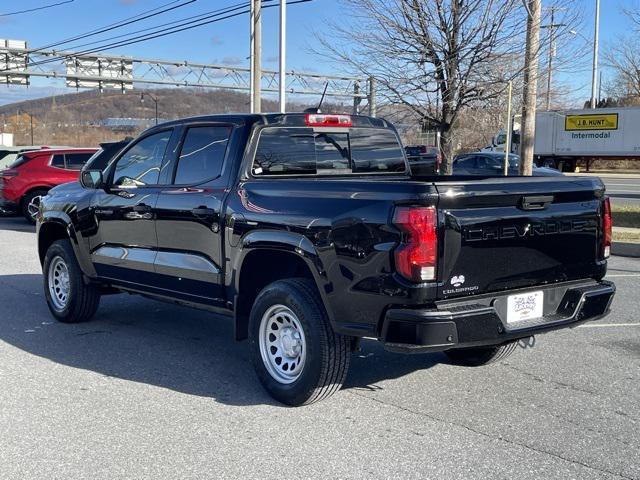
[{"x1": 565, "y1": 113, "x2": 618, "y2": 131}]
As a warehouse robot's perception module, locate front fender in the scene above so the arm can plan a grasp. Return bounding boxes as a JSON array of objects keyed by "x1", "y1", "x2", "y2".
[{"x1": 38, "y1": 211, "x2": 97, "y2": 278}]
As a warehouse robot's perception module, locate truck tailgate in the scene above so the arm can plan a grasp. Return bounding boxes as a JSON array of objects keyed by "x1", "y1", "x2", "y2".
[{"x1": 435, "y1": 176, "x2": 607, "y2": 299}]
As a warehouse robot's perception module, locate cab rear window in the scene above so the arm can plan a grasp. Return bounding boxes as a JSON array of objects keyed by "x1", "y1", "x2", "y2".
[{"x1": 253, "y1": 127, "x2": 406, "y2": 176}]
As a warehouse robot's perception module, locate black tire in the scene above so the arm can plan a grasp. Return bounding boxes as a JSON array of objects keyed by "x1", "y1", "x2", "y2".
[
  {"x1": 43, "y1": 239, "x2": 100, "y2": 323},
  {"x1": 21, "y1": 189, "x2": 48, "y2": 224},
  {"x1": 248, "y1": 278, "x2": 351, "y2": 406},
  {"x1": 444, "y1": 341, "x2": 518, "y2": 367}
]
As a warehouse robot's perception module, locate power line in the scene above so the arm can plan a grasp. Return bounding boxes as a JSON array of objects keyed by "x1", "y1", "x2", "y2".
[
  {"x1": 64, "y1": 1, "x2": 255, "y2": 52},
  {"x1": 6, "y1": 0, "x2": 309, "y2": 73},
  {"x1": 0, "y1": 0, "x2": 73, "y2": 17},
  {"x1": 33, "y1": 0, "x2": 197, "y2": 53}
]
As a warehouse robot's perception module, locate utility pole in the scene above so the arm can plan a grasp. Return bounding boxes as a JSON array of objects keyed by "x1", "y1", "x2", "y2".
[
  {"x1": 590, "y1": 0, "x2": 600, "y2": 109},
  {"x1": 278, "y1": 0, "x2": 286, "y2": 113},
  {"x1": 368, "y1": 76, "x2": 376, "y2": 117},
  {"x1": 249, "y1": 0, "x2": 255, "y2": 113},
  {"x1": 520, "y1": 0, "x2": 542, "y2": 176},
  {"x1": 251, "y1": 0, "x2": 262, "y2": 113}
]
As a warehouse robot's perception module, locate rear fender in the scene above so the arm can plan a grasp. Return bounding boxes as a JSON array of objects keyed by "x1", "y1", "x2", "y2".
[{"x1": 230, "y1": 229, "x2": 335, "y2": 323}]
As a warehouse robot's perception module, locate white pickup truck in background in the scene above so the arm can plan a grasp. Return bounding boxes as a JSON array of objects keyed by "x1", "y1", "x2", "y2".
[{"x1": 485, "y1": 106, "x2": 640, "y2": 171}]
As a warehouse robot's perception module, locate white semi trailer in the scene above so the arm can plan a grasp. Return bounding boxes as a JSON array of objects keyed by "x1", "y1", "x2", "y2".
[{"x1": 486, "y1": 106, "x2": 640, "y2": 171}]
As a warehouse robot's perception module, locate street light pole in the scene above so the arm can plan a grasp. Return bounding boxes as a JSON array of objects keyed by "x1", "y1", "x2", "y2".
[
  {"x1": 140, "y1": 92, "x2": 159, "y2": 125},
  {"x1": 590, "y1": 0, "x2": 600, "y2": 109},
  {"x1": 278, "y1": 0, "x2": 286, "y2": 113}
]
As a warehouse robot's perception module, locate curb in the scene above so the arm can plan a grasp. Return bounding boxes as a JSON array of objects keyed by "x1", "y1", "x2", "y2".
[{"x1": 612, "y1": 242, "x2": 640, "y2": 258}]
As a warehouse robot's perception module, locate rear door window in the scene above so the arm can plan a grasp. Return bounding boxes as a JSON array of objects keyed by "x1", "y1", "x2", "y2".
[
  {"x1": 174, "y1": 126, "x2": 231, "y2": 184},
  {"x1": 51, "y1": 154, "x2": 65, "y2": 168},
  {"x1": 253, "y1": 127, "x2": 405, "y2": 176},
  {"x1": 65, "y1": 153, "x2": 93, "y2": 170}
]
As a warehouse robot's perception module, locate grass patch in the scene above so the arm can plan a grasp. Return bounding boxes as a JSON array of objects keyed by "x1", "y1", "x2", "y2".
[
  {"x1": 611, "y1": 205, "x2": 640, "y2": 229},
  {"x1": 613, "y1": 230, "x2": 640, "y2": 243}
]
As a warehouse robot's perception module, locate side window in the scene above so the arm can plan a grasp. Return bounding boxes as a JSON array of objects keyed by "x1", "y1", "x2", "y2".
[
  {"x1": 254, "y1": 127, "x2": 316, "y2": 175},
  {"x1": 455, "y1": 156, "x2": 476, "y2": 169},
  {"x1": 65, "y1": 153, "x2": 93, "y2": 170},
  {"x1": 112, "y1": 130, "x2": 172, "y2": 187},
  {"x1": 51, "y1": 154, "x2": 65, "y2": 168},
  {"x1": 174, "y1": 126, "x2": 231, "y2": 185}
]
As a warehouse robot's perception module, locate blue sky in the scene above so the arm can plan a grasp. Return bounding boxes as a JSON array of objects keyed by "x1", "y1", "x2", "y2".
[{"x1": 0, "y1": 0, "x2": 636, "y2": 106}]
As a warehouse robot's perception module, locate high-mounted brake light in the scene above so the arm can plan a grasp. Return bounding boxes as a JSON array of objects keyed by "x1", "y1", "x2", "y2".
[
  {"x1": 602, "y1": 197, "x2": 612, "y2": 259},
  {"x1": 393, "y1": 206, "x2": 438, "y2": 282},
  {"x1": 305, "y1": 114, "x2": 352, "y2": 128}
]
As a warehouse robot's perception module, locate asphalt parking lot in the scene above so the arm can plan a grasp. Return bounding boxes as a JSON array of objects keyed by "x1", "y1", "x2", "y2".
[{"x1": 0, "y1": 216, "x2": 638, "y2": 480}]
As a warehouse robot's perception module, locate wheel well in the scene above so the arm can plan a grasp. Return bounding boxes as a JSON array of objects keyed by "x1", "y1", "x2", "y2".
[
  {"x1": 234, "y1": 250, "x2": 315, "y2": 341},
  {"x1": 20, "y1": 186, "x2": 50, "y2": 208},
  {"x1": 38, "y1": 222, "x2": 69, "y2": 265}
]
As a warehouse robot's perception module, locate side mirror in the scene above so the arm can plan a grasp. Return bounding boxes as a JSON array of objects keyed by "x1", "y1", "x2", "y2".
[{"x1": 80, "y1": 169, "x2": 104, "y2": 189}]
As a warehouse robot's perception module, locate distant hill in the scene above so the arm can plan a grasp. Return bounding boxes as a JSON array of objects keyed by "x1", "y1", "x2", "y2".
[{"x1": 0, "y1": 88, "x2": 349, "y2": 147}]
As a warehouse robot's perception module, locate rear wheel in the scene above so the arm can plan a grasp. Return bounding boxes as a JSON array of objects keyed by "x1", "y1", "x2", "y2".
[
  {"x1": 43, "y1": 239, "x2": 100, "y2": 323},
  {"x1": 444, "y1": 341, "x2": 518, "y2": 367},
  {"x1": 22, "y1": 189, "x2": 48, "y2": 224},
  {"x1": 248, "y1": 278, "x2": 351, "y2": 406}
]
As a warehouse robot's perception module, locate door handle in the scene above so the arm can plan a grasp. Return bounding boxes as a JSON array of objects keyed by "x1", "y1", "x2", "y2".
[
  {"x1": 133, "y1": 204, "x2": 152, "y2": 213},
  {"x1": 191, "y1": 207, "x2": 215, "y2": 217},
  {"x1": 124, "y1": 212, "x2": 153, "y2": 220}
]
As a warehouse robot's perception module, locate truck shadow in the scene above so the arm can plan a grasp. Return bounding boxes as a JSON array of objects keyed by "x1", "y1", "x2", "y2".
[
  {"x1": 0, "y1": 274, "x2": 440, "y2": 407},
  {"x1": 0, "y1": 216, "x2": 35, "y2": 233}
]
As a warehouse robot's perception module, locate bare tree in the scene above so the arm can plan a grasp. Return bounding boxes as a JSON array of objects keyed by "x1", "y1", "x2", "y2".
[
  {"x1": 600, "y1": 5, "x2": 640, "y2": 103},
  {"x1": 315, "y1": 0, "x2": 532, "y2": 173}
]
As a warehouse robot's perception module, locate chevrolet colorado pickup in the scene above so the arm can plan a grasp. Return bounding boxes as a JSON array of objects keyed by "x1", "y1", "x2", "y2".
[{"x1": 37, "y1": 113, "x2": 616, "y2": 406}]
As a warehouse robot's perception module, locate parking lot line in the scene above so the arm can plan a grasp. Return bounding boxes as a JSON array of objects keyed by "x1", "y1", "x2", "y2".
[
  {"x1": 578, "y1": 323, "x2": 640, "y2": 328},
  {"x1": 606, "y1": 274, "x2": 640, "y2": 277}
]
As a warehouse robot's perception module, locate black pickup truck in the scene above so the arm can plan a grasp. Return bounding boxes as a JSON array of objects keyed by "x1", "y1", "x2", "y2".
[{"x1": 37, "y1": 113, "x2": 615, "y2": 406}]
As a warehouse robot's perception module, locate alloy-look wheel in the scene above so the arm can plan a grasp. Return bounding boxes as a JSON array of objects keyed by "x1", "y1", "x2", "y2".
[
  {"x1": 249, "y1": 278, "x2": 351, "y2": 406},
  {"x1": 43, "y1": 239, "x2": 100, "y2": 323}
]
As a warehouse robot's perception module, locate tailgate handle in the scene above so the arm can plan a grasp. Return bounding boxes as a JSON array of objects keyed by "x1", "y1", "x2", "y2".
[{"x1": 520, "y1": 195, "x2": 553, "y2": 210}]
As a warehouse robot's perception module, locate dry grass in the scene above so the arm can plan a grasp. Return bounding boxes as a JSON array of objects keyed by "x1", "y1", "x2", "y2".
[{"x1": 612, "y1": 205, "x2": 640, "y2": 229}]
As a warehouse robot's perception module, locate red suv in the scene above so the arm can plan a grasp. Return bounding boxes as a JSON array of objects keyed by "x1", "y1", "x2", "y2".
[{"x1": 0, "y1": 148, "x2": 97, "y2": 223}]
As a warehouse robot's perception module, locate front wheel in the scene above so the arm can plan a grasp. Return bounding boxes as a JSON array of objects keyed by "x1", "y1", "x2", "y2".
[
  {"x1": 444, "y1": 341, "x2": 518, "y2": 367},
  {"x1": 43, "y1": 239, "x2": 100, "y2": 323},
  {"x1": 248, "y1": 278, "x2": 351, "y2": 406}
]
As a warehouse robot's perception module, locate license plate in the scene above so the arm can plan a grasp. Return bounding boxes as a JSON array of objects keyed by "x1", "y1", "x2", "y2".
[{"x1": 507, "y1": 291, "x2": 544, "y2": 324}]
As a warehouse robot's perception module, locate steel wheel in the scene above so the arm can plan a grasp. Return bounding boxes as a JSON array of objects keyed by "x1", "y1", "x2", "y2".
[
  {"x1": 48, "y1": 255, "x2": 71, "y2": 311},
  {"x1": 27, "y1": 195, "x2": 42, "y2": 221},
  {"x1": 258, "y1": 304, "x2": 307, "y2": 384}
]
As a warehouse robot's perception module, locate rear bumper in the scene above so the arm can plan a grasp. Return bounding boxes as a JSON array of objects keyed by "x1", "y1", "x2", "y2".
[
  {"x1": 0, "y1": 196, "x2": 18, "y2": 214},
  {"x1": 381, "y1": 279, "x2": 615, "y2": 354}
]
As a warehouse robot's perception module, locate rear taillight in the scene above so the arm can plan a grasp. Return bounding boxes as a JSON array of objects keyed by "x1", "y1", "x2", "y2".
[
  {"x1": 602, "y1": 197, "x2": 612, "y2": 259},
  {"x1": 393, "y1": 206, "x2": 438, "y2": 282},
  {"x1": 0, "y1": 168, "x2": 18, "y2": 179}
]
